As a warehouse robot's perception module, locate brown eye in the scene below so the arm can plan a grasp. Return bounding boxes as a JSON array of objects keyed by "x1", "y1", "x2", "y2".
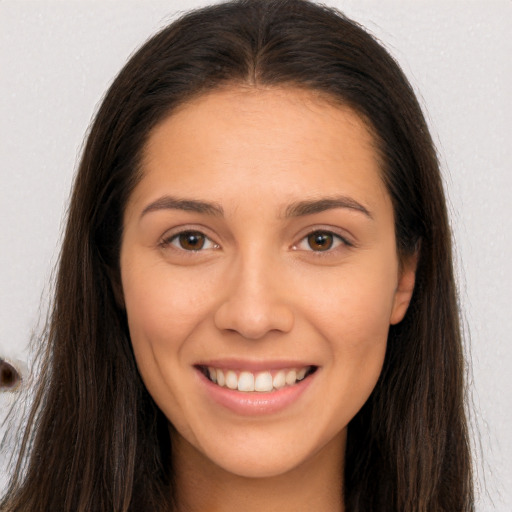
[
  {"x1": 163, "y1": 230, "x2": 218, "y2": 252},
  {"x1": 307, "y1": 231, "x2": 334, "y2": 251},
  {"x1": 178, "y1": 231, "x2": 206, "y2": 250}
]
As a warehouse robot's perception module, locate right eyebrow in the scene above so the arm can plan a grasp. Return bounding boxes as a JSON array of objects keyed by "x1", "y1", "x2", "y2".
[
  {"x1": 284, "y1": 196, "x2": 373, "y2": 219},
  {"x1": 140, "y1": 195, "x2": 224, "y2": 219}
]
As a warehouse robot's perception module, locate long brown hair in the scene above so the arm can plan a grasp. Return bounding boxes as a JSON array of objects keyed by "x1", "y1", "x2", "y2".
[{"x1": 1, "y1": 1, "x2": 473, "y2": 510}]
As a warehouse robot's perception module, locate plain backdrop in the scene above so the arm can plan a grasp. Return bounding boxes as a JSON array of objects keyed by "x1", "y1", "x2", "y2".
[{"x1": 0, "y1": 1, "x2": 510, "y2": 509}]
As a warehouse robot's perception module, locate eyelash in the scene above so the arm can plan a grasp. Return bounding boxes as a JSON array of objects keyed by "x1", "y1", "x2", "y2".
[{"x1": 160, "y1": 228, "x2": 351, "y2": 254}]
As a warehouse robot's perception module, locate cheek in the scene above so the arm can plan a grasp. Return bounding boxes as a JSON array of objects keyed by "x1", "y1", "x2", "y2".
[
  {"x1": 121, "y1": 263, "x2": 216, "y2": 432},
  {"x1": 301, "y1": 265, "x2": 397, "y2": 346},
  {"x1": 299, "y1": 262, "x2": 396, "y2": 406},
  {"x1": 122, "y1": 262, "x2": 215, "y2": 345}
]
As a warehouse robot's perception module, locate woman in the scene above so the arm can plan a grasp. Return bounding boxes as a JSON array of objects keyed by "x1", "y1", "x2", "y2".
[{"x1": 1, "y1": 0, "x2": 473, "y2": 510}]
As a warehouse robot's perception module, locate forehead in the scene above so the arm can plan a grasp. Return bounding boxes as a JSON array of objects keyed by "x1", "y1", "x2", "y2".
[
  {"x1": 130, "y1": 86, "x2": 388, "y2": 216},
  {"x1": 144, "y1": 85, "x2": 378, "y2": 163}
]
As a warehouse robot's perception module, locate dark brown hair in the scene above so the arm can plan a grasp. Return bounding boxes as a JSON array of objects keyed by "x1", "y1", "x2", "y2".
[{"x1": 1, "y1": 1, "x2": 473, "y2": 510}]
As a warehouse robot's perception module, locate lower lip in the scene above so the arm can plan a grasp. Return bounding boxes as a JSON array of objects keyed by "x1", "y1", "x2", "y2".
[{"x1": 197, "y1": 369, "x2": 315, "y2": 416}]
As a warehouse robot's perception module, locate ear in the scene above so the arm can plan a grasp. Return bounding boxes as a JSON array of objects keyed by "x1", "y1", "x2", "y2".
[{"x1": 390, "y1": 250, "x2": 418, "y2": 325}]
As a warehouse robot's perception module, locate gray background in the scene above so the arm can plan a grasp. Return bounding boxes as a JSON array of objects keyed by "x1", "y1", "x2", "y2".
[{"x1": 1, "y1": 1, "x2": 510, "y2": 509}]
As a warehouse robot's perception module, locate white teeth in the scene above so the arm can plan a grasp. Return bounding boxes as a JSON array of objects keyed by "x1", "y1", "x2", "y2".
[
  {"x1": 206, "y1": 366, "x2": 312, "y2": 393},
  {"x1": 254, "y1": 371, "x2": 273, "y2": 392},
  {"x1": 225, "y1": 370, "x2": 238, "y2": 390},
  {"x1": 285, "y1": 369, "x2": 297, "y2": 386},
  {"x1": 296, "y1": 367, "x2": 307, "y2": 381},
  {"x1": 238, "y1": 371, "x2": 255, "y2": 392},
  {"x1": 216, "y1": 369, "x2": 225, "y2": 387},
  {"x1": 272, "y1": 370, "x2": 286, "y2": 390}
]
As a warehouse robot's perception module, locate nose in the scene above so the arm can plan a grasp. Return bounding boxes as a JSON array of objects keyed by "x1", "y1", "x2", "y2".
[{"x1": 213, "y1": 253, "x2": 294, "y2": 340}]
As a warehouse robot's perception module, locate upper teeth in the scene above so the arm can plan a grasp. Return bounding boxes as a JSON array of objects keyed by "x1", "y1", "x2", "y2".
[{"x1": 206, "y1": 367, "x2": 309, "y2": 392}]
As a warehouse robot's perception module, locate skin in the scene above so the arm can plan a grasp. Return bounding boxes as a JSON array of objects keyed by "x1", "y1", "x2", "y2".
[{"x1": 120, "y1": 86, "x2": 416, "y2": 511}]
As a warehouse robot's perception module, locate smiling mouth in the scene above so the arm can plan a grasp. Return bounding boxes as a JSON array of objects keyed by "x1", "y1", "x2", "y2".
[{"x1": 197, "y1": 365, "x2": 318, "y2": 393}]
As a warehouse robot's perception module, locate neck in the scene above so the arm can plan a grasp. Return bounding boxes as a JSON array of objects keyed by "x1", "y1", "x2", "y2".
[{"x1": 171, "y1": 430, "x2": 346, "y2": 512}]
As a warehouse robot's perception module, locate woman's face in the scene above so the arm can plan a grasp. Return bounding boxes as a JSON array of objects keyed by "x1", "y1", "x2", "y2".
[{"x1": 120, "y1": 87, "x2": 416, "y2": 479}]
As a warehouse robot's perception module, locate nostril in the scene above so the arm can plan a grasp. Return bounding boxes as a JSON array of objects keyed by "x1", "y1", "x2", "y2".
[{"x1": 0, "y1": 359, "x2": 22, "y2": 390}]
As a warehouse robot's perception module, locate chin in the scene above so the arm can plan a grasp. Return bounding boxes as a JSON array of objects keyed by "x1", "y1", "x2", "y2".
[
  {"x1": 211, "y1": 453, "x2": 310, "y2": 480},
  {"x1": 178, "y1": 424, "x2": 344, "y2": 481}
]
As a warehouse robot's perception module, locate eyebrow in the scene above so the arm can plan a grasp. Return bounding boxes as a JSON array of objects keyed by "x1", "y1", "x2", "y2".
[
  {"x1": 140, "y1": 194, "x2": 372, "y2": 220},
  {"x1": 140, "y1": 196, "x2": 224, "y2": 218},
  {"x1": 284, "y1": 196, "x2": 373, "y2": 219}
]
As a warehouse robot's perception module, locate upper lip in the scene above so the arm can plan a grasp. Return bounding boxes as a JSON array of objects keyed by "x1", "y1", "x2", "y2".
[{"x1": 194, "y1": 359, "x2": 317, "y2": 372}]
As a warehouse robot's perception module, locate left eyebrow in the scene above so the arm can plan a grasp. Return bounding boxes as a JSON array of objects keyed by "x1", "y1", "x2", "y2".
[
  {"x1": 284, "y1": 196, "x2": 373, "y2": 219},
  {"x1": 140, "y1": 195, "x2": 224, "y2": 218}
]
